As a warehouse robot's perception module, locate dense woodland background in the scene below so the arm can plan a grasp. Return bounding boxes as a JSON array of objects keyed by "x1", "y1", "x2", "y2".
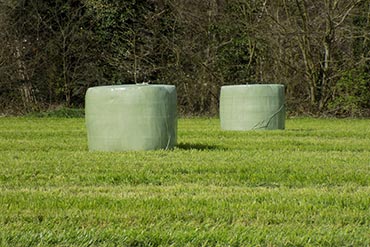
[{"x1": 0, "y1": 0, "x2": 369, "y2": 116}]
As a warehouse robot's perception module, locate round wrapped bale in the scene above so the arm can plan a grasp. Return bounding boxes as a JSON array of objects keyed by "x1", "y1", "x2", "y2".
[
  {"x1": 85, "y1": 84, "x2": 177, "y2": 151},
  {"x1": 220, "y1": 84, "x2": 285, "y2": 130}
]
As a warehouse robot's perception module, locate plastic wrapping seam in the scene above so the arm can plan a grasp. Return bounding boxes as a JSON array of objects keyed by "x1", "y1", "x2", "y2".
[{"x1": 251, "y1": 103, "x2": 285, "y2": 130}]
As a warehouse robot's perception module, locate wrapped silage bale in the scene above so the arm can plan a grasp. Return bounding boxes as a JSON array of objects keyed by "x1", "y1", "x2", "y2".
[
  {"x1": 85, "y1": 84, "x2": 177, "y2": 151},
  {"x1": 220, "y1": 84, "x2": 285, "y2": 130}
]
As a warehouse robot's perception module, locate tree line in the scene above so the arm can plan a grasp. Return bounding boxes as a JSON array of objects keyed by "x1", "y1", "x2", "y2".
[{"x1": 0, "y1": 0, "x2": 369, "y2": 116}]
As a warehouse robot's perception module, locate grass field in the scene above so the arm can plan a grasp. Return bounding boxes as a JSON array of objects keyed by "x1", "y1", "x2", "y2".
[{"x1": 0, "y1": 117, "x2": 369, "y2": 246}]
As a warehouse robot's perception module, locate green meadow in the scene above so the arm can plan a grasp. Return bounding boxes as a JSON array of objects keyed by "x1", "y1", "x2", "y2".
[{"x1": 0, "y1": 117, "x2": 369, "y2": 246}]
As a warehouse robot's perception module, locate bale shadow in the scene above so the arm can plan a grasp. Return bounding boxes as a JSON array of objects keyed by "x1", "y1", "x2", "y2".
[
  {"x1": 176, "y1": 142, "x2": 226, "y2": 151},
  {"x1": 288, "y1": 128, "x2": 315, "y2": 131}
]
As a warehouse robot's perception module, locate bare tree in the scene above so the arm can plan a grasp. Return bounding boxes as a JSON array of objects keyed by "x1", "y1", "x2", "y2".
[{"x1": 259, "y1": 0, "x2": 366, "y2": 112}]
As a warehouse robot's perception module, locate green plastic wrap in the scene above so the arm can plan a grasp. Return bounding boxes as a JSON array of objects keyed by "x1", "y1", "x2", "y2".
[
  {"x1": 220, "y1": 84, "x2": 285, "y2": 130},
  {"x1": 85, "y1": 84, "x2": 177, "y2": 151}
]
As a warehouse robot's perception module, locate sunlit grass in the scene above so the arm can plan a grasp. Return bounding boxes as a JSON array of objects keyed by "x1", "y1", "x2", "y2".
[{"x1": 0, "y1": 117, "x2": 369, "y2": 246}]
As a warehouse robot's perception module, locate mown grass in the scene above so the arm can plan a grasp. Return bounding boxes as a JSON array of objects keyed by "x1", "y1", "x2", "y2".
[{"x1": 0, "y1": 117, "x2": 369, "y2": 246}]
